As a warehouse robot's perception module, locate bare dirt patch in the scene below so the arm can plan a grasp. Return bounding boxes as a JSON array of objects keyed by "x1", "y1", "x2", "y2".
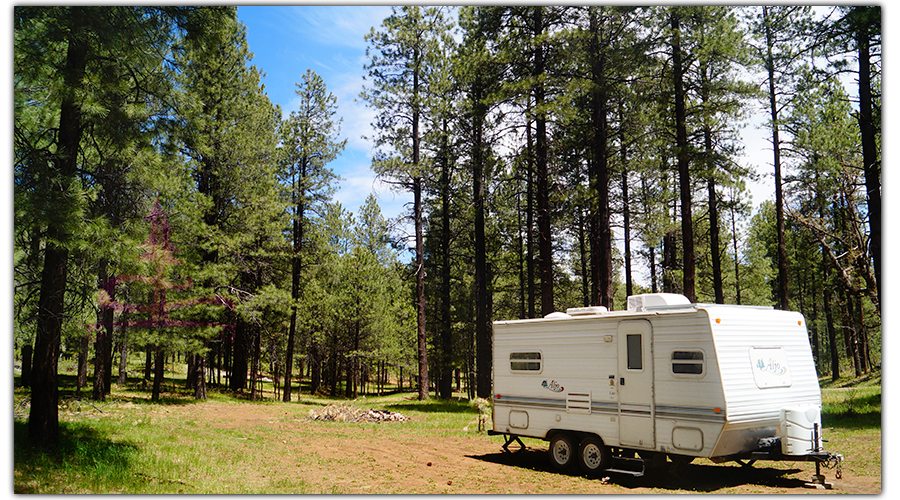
[{"x1": 155, "y1": 401, "x2": 878, "y2": 494}]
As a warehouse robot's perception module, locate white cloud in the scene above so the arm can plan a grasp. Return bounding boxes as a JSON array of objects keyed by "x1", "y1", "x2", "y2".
[{"x1": 284, "y1": 5, "x2": 394, "y2": 51}]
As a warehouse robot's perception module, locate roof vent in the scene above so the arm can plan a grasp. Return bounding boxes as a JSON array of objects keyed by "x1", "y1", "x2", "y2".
[
  {"x1": 544, "y1": 311, "x2": 571, "y2": 319},
  {"x1": 566, "y1": 306, "x2": 609, "y2": 316},
  {"x1": 627, "y1": 293, "x2": 691, "y2": 312}
]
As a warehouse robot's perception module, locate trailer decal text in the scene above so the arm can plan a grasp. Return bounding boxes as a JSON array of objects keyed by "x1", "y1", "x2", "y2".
[{"x1": 542, "y1": 380, "x2": 564, "y2": 392}]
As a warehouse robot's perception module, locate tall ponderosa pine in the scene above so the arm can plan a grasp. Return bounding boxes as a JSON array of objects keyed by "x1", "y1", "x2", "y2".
[
  {"x1": 457, "y1": 7, "x2": 503, "y2": 398},
  {"x1": 362, "y1": 6, "x2": 454, "y2": 400},
  {"x1": 175, "y1": 10, "x2": 281, "y2": 398},
  {"x1": 669, "y1": 8, "x2": 696, "y2": 302},
  {"x1": 279, "y1": 69, "x2": 343, "y2": 402},
  {"x1": 749, "y1": 5, "x2": 813, "y2": 310}
]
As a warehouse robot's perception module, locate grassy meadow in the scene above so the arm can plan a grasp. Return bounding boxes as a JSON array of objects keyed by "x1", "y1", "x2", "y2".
[{"x1": 13, "y1": 359, "x2": 881, "y2": 494}]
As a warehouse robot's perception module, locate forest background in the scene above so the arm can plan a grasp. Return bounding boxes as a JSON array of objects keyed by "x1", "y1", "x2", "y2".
[{"x1": 11, "y1": 4, "x2": 884, "y2": 451}]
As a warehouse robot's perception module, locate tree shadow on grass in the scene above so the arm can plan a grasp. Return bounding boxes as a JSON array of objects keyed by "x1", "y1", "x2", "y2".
[
  {"x1": 824, "y1": 410, "x2": 881, "y2": 430},
  {"x1": 467, "y1": 448, "x2": 813, "y2": 493},
  {"x1": 13, "y1": 420, "x2": 139, "y2": 494},
  {"x1": 384, "y1": 400, "x2": 476, "y2": 414}
]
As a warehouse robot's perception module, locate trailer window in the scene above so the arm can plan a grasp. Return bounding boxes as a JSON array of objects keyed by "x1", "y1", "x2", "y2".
[
  {"x1": 626, "y1": 334, "x2": 642, "y2": 370},
  {"x1": 510, "y1": 352, "x2": 542, "y2": 372},
  {"x1": 671, "y1": 351, "x2": 704, "y2": 375}
]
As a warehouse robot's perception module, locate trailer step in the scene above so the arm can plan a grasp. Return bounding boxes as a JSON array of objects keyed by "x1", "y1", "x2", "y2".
[
  {"x1": 605, "y1": 468, "x2": 645, "y2": 477},
  {"x1": 605, "y1": 456, "x2": 650, "y2": 477}
]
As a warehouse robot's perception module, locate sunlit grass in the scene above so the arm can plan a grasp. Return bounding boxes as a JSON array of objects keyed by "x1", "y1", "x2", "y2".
[{"x1": 14, "y1": 367, "x2": 880, "y2": 493}]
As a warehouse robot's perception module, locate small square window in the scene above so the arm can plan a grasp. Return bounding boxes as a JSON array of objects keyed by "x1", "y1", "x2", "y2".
[
  {"x1": 671, "y1": 351, "x2": 704, "y2": 375},
  {"x1": 510, "y1": 352, "x2": 542, "y2": 372}
]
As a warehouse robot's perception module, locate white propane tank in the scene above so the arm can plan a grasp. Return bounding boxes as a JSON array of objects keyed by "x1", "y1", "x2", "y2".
[{"x1": 780, "y1": 405, "x2": 823, "y2": 455}]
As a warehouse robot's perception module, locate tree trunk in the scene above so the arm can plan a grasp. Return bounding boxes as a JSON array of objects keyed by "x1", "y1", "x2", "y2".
[
  {"x1": 730, "y1": 197, "x2": 742, "y2": 304},
  {"x1": 151, "y1": 347, "x2": 165, "y2": 401},
  {"x1": 855, "y1": 7, "x2": 881, "y2": 313},
  {"x1": 763, "y1": 6, "x2": 790, "y2": 311},
  {"x1": 21, "y1": 344, "x2": 33, "y2": 387},
  {"x1": 473, "y1": 78, "x2": 492, "y2": 398},
  {"x1": 190, "y1": 352, "x2": 207, "y2": 399},
  {"x1": 284, "y1": 162, "x2": 306, "y2": 402},
  {"x1": 76, "y1": 334, "x2": 89, "y2": 399},
  {"x1": 525, "y1": 116, "x2": 536, "y2": 319},
  {"x1": 250, "y1": 328, "x2": 261, "y2": 401},
  {"x1": 589, "y1": 8, "x2": 613, "y2": 309},
  {"x1": 621, "y1": 128, "x2": 633, "y2": 300},
  {"x1": 823, "y1": 260, "x2": 840, "y2": 381},
  {"x1": 118, "y1": 334, "x2": 127, "y2": 386},
  {"x1": 230, "y1": 321, "x2": 249, "y2": 392},
  {"x1": 708, "y1": 177, "x2": 724, "y2": 303},
  {"x1": 93, "y1": 261, "x2": 111, "y2": 401},
  {"x1": 534, "y1": 7, "x2": 554, "y2": 317},
  {"x1": 412, "y1": 40, "x2": 429, "y2": 401},
  {"x1": 578, "y1": 211, "x2": 590, "y2": 306},
  {"x1": 29, "y1": 11, "x2": 88, "y2": 448},
  {"x1": 439, "y1": 121, "x2": 453, "y2": 400},
  {"x1": 672, "y1": 12, "x2": 695, "y2": 302}
]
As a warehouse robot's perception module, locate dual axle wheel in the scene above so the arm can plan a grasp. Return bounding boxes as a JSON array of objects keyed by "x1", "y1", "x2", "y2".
[{"x1": 549, "y1": 433, "x2": 611, "y2": 476}]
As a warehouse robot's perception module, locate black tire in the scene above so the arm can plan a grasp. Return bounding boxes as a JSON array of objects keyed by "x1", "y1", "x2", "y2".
[
  {"x1": 548, "y1": 433, "x2": 577, "y2": 471},
  {"x1": 577, "y1": 436, "x2": 611, "y2": 476}
]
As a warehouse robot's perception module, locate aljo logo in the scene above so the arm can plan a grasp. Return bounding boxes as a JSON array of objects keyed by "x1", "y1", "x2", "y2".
[
  {"x1": 755, "y1": 357, "x2": 786, "y2": 376},
  {"x1": 541, "y1": 380, "x2": 564, "y2": 392}
]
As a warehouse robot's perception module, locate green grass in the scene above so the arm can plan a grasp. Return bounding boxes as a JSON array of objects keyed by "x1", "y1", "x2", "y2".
[
  {"x1": 13, "y1": 373, "x2": 488, "y2": 494},
  {"x1": 817, "y1": 372, "x2": 882, "y2": 479},
  {"x1": 14, "y1": 367, "x2": 881, "y2": 493}
]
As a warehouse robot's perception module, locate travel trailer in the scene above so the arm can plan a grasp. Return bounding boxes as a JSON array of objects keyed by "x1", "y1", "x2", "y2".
[{"x1": 489, "y1": 293, "x2": 842, "y2": 486}]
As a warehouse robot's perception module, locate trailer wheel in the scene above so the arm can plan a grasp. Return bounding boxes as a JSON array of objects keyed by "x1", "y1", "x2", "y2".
[
  {"x1": 577, "y1": 436, "x2": 611, "y2": 476},
  {"x1": 548, "y1": 433, "x2": 576, "y2": 471}
]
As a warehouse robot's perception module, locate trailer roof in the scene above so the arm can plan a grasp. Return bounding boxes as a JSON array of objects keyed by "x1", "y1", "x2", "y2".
[{"x1": 493, "y1": 302, "x2": 774, "y2": 325}]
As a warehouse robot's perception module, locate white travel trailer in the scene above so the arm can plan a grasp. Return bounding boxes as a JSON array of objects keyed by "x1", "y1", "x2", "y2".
[{"x1": 489, "y1": 293, "x2": 842, "y2": 485}]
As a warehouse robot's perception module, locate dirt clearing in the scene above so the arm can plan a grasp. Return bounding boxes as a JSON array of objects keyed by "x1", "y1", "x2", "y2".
[{"x1": 154, "y1": 400, "x2": 878, "y2": 494}]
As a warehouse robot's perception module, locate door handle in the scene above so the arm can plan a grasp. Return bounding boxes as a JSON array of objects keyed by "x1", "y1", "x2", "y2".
[{"x1": 620, "y1": 377, "x2": 625, "y2": 385}]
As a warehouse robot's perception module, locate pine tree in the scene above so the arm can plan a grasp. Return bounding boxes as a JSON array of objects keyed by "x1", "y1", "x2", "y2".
[
  {"x1": 14, "y1": 5, "x2": 220, "y2": 448},
  {"x1": 362, "y1": 6, "x2": 454, "y2": 400},
  {"x1": 279, "y1": 69, "x2": 343, "y2": 402}
]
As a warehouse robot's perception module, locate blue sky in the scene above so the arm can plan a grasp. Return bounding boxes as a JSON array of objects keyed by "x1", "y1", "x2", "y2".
[
  {"x1": 236, "y1": 4, "x2": 780, "y2": 226},
  {"x1": 237, "y1": 5, "x2": 411, "y2": 224}
]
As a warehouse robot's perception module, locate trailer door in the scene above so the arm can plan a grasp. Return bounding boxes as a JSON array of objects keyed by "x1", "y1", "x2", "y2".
[{"x1": 617, "y1": 320, "x2": 655, "y2": 448}]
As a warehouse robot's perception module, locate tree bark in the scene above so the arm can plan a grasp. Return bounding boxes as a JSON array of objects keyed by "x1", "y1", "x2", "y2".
[
  {"x1": 151, "y1": 347, "x2": 165, "y2": 401},
  {"x1": 534, "y1": 7, "x2": 554, "y2": 317},
  {"x1": 439, "y1": 121, "x2": 453, "y2": 400},
  {"x1": 589, "y1": 8, "x2": 613, "y2": 309},
  {"x1": 93, "y1": 259, "x2": 113, "y2": 401},
  {"x1": 525, "y1": 116, "x2": 536, "y2": 319},
  {"x1": 763, "y1": 6, "x2": 790, "y2": 310},
  {"x1": 284, "y1": 160, "x2": 305, "y2": 402},
  {"x1": 473, "y1": 76, "x2": 492, "y2": 398},
  {"x1": 21, "y1": 344, "x2": 33, "y2": 387},
  {"x1": 621, "y1": 122, "x2": 633, "y2": 300},
  {"x1": 671, "y1": 12, "x2": 695, "y2": 302},
  {"x1": 29, "y1": 9, "x2": 88, "y2": 449},
  {"x1": 117, "y1": 334, "x2": 127, "y2": 386},
  {"x1": 854, "y1": 7, "x2": 881, "y2": 313}
]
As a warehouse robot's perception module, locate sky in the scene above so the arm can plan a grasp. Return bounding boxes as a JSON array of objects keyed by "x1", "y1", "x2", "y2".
[
  {"x1": 234, "y1": 4, "x2": 806, "y2": 227},
  {"x1": 238, "y1": 5, "x2": 410, "y2": 224},
  {"x1": 235, "y1": 4, "x2": 784, "y2": 282}
]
